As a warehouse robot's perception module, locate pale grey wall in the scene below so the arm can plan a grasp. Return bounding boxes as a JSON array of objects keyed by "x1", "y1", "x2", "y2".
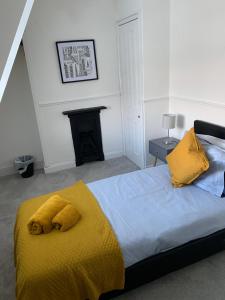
[
  {"x1": 0, "y1": 47, "x2": 43, "y2": 176},
  {"x1": 170, "y1": 0, "x2": 225, "y2": 137}
]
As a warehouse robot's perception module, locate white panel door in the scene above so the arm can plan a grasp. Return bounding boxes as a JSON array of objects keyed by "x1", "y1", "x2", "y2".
[{"x1": 118, "y1": 17, "x2": 145, "y2": 168}]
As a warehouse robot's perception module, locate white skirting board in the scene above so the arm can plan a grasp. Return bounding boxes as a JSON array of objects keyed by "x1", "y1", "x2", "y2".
[
  {"x1": 44, "y1": 151, "x2": 124, "y2": 174},
  {"x1": 44, "y1": 161, "x2": 76, "y2": 174}
]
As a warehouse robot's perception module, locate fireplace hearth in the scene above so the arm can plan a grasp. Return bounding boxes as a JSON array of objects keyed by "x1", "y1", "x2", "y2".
[{"x1": 63, "y1": 106, "x2": 107, "y2": 166}]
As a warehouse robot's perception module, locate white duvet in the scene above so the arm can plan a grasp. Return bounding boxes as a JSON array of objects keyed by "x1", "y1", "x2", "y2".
[{"x1": 88, "y1": 165, "x2": 225, "y2": 267}]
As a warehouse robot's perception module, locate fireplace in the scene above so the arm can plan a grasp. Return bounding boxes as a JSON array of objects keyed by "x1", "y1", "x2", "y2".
[{"x1": 63, "y1": 106, "x2": 107, "y2": 166}]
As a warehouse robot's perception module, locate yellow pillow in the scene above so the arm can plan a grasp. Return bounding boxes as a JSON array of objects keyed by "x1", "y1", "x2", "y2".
[{"x1": 166, "y1": 128, "x2": 209, "y2": 187}]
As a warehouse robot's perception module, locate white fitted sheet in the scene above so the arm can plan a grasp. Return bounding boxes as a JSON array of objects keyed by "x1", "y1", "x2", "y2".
[{"x1": 87, "y1": 165, "x2": 225, "y2": 267}]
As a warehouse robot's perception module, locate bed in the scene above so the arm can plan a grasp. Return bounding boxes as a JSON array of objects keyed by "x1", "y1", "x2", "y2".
[
  {"x1": 99, "y1": 120, "x2": 225, "y2": 299},
  {"x1": 15, "y1": 120, "x2": 225, "y2": 300}
]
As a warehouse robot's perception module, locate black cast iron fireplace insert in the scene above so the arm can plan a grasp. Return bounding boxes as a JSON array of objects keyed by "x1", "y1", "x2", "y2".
[{"x1": 63, "y1": 106, "x2": 107, "y2": 166}]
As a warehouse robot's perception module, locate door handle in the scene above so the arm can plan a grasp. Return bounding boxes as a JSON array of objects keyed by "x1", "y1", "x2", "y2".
[{"x1": 138, "y1": 115, "x2": 140, "y2": 119}]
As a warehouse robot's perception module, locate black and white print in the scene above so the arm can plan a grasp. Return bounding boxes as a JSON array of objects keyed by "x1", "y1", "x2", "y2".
[{"x1": 56, "y1": 40, "x2": 98, "y2": 83}]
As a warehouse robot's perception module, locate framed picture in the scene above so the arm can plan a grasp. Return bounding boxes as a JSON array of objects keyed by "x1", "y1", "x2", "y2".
[{"x1": 56, "y1": 39, "x2": 98, "y2": 83}]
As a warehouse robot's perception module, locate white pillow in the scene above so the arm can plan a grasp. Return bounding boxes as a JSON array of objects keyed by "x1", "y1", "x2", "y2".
[
  {"x1": 194, "y1": 143, "x2": 225, "y2": 197},
  {"x1": 197, "y1": 134, "x2": 225, "y2": 150}
]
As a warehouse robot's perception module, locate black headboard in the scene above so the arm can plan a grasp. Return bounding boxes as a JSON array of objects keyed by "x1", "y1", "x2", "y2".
[{"x1": 194, "y1": 120, "x2": 225, "y2": 140}]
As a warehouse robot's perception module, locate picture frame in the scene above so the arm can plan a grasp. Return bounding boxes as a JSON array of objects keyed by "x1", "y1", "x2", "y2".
[{"x1": 56, "y1": 39, "x2": 98, "y2": 83}]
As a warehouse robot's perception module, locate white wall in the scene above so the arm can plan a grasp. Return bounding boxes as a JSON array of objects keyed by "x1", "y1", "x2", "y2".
[
  {"x1": 115, "y1": 0, "x2": 142, "y2": 20},
  {"x1": 116, "y1": 0, "x2": 225, "y2": 162},
  {"x1": 4, "y1": 0, "x2": 223, "y2": 173},
  {"x1": 0, "y1": 0, "x2": 34, "y2": 102},
  {"x1": 143, "y1": 0, "x2": 170, "y2": 164},
  {"x1": 170, "y1": 0, "x2": 225, "y2": 138},
  {"x1": 0, "y1": 47, "x2": 43, "y2": 176},
  {"x1": 143, "y1": 0, "x2": 170, "y2": 100},
  {"x1": 23, "y1": 0, "x2": 123, "y2": 173},
  {"x1": 116, "y1": 0, "x2": 170, "y2": 165}
]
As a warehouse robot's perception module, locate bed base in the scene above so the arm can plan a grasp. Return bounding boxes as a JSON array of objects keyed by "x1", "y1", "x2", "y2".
[
  {"x1": 101, "y1": 120, "x2": 225, "y2": 299},
  {"x1": 101, "y1": 228, "x2": 225, "y2": 299}
]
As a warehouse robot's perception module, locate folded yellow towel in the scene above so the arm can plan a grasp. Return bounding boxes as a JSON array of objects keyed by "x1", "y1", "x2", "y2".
[
  {"x1": 27, "y1": 195, "x2": 70, "y2": 235},
  {"x1": 52, "y1": 204, "x2": 81, "y2": 232}
]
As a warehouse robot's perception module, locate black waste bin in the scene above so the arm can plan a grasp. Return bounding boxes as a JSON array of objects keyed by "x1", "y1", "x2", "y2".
[{"x1": 15, "y1": 155, "x2": 34, "y2": 178}]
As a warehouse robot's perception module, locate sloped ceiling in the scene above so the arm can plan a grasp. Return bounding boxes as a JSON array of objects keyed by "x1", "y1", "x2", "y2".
[{"x1": 0, "y1": 0, "x2": 34, "y2": 102}]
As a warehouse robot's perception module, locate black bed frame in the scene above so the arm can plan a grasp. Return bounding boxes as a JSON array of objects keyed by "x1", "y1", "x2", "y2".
[{"x1": 101, "y1": 120, "x2": 225, "y2": 299}]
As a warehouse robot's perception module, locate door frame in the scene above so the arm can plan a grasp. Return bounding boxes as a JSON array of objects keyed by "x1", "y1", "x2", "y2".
[{"x1": 117, "y1": 12, "x2": 146, "y2": 169}]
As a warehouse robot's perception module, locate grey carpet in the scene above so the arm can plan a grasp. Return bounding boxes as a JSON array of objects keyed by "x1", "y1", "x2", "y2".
[{"x1": 1, "y1": 156, "x2": 225, "y2": 300}]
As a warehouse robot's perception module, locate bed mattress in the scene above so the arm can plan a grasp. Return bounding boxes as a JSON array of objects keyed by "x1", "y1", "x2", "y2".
[{"x1": 88, "y1": 165, "x2": 225, "y2": 268}]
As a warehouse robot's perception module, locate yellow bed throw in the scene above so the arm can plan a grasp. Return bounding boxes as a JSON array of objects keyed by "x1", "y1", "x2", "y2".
[
  {"x1": 27, "y1": 194, "x2": 70, "y2": 234},
  {"x1": 14, "y1": 181, "x2": 125, "y2": 300}
]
